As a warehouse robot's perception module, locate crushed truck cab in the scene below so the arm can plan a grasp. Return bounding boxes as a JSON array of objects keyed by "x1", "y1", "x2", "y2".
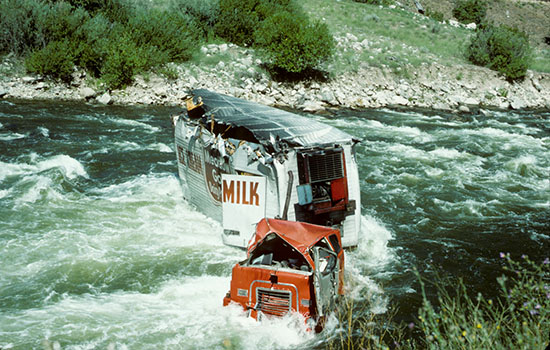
[{"x1": 223, "y1": 218, "x2": 344, "y2": 330}]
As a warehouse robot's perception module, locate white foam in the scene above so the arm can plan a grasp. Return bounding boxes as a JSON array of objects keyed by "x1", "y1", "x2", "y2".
[
  {"x1": 428, "y1": 148, "x2": 469, "y2": 159},
  {"x1": 344, "y1": 215, "x2": 396, "y2": 313},
  {"x1": 0, "y1": 132, "x2": 26, "y2": 141},
  {"x1": 37, "y1": 155, "x2": 88, "y2": 180},
  {"x1": 0, "y1": 188, "x2": 11, "y2": 199},
  {"x1": 5, "y1": 276, "x2": 314, "y2": 350},
  {"x1": 107, "y1": 118, "x2": 160, "y2": 133},
  {"x1": 37, "y1": 127, "x2": 49, "y2": 137},
  {"x1": 147, "y1": 142, "x2": 173, "y2": 153},
  {"x1": 88, "y1": 174, "x2": 228, "y2": 249},
  {"x1": 0, "y1": 155, "x2": 88, "y2": 181},
  {"x1": 112, "y1": 141, "x2": 141, "y2": 151}
]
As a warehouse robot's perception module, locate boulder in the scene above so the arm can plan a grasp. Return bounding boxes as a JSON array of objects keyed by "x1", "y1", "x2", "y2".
[
  {"x1": 0, "y1": 88, "x2": 7, "y2": 98},
  {"x1": 80, "y1": 87, "x2": 96, "y2": 100},
  {"x1": 22, "y1": 76, "x2": 37, "y2": 83},
  {"x1": 96, "y1": 92, "x2": 112, "y2": 105},
  {"x1": 464, "y1": 97, "x2": 479, "y2": 106},
  {"x1": 458, "y1": 105, "x2": 470, "y2": 113},
  {"x1": 301, "y1": 100, "x2": 325, "y2": 112},
  {"x1": 392, "y1": 95, "x2": 409, "y2": 106},
  {"x1": 510, "y1": 96, "x2": 527, "y2": 110},
  {"x1": 320, "y1": 89, "x2": 337, "y2": 105}
]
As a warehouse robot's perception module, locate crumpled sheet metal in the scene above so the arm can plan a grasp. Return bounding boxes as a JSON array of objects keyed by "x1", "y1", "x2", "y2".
[{"x1": 191, "y1": 89, "x2": 355, "y2": 147}]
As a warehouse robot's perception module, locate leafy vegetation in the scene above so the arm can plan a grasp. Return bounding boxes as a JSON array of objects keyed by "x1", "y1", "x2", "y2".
[
  {"x1": 255, "y1": 11, "x2": 334, "y2": 74},
  {"x1": 467, "y1": 25, "x2": 532, "y2": 81},
  {"x1": 328, "y1": 256, "x2": 550, "y2": 349},
  {"x1": 0, "y1": 0, "x2": 202, "y2": 89},
  {"x1": 213, "y1": 0, "x2": 331, "y2": 75},
  {"x1": 452, "y1": 0, "x2": 487, "y2": 25},
  {"x1": 414, "y1": 255, "x2": 550, "y2": 350},
  {"x1": 1, "y1": 0, "x2": 334, "y2": 86}
]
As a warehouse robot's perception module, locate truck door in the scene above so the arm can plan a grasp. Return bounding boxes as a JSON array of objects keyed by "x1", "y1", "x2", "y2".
[{"x1": 312, "y1": 246, "x2": 339, "y2": 318}]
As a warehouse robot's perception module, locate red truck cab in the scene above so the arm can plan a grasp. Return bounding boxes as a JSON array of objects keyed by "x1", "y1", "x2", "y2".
[{"x1": 223, "y1": 218, "x2": 344, "y2": 330}]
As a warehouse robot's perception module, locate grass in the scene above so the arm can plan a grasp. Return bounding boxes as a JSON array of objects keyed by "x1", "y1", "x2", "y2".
[
  {"x1": 328, "y1": 255, "x2": 550, "y2": 350},
  {"x1": 300, "y1": 0, "x2": 471, "y2": 75},
  {"x1": 300, "y1": 0, "x2": 550, "y2": 76},
  {"x1": 532, "y1": 48, "x2": 550, "y2": 73}
]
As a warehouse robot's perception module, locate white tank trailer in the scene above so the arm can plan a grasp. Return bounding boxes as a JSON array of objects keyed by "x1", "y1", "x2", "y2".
[{"x1": 172, "y1": 89, "x2": 361, "y2": 248}]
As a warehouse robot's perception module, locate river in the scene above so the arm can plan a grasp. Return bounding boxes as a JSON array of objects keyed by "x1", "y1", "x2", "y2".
[{"x1": 0, "y1": 99, "x2": 548, "y2": 349}]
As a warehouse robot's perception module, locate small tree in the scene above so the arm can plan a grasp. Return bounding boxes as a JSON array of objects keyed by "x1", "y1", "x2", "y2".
[
  {"x1": 467, "y1": 25, "x2": 531, "y2": 82},
  {"x1": 453, "y1": 0, "x2": 487, "y2": 25},
  {"x1": 255, "y1": 11, "x2": 334, "y2": 74}
]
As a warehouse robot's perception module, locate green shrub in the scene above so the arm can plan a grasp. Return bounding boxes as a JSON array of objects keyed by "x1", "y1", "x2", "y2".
[
  {"x1": 255, "y1": 11, "x2": 334, "y2": 74},
  {"x1": 214, "y1": 0, "x2": 261, "y2": 46},
  {"x1": 39, "y1": 2, "x2": 89, "y2": 43},
  {"x1": 100, "y1": 30, "x2": 148, "y2": 89},
  {"x1": 426, "y1": 8, "x2": 445, "y2": 22},
  {"x1": 25, "y1": 39, "x2": 75, "y2": 82},
  {"x1": 0, "y1": 0, "x2": 50, "y2": 55},
  {"x1": 453, "y1": 0, "x2": 487, "y2": 25},
  {"x1": 467, "y1": 25, "x2": 531, "y2": 81},
  {"x1": 128, "y1": 8, "x2": 197, "y2": 63},
  {"x1": 72, "y1": 13, "x2": 112, "y2": 76},
  {"x1": 177, "y1": 0, "x2": 220, "y2": 38},
  {"x1": 415, "y1": 255, "x2": 550, "y2": 350},
  {"x1": 214, "y1": 0, "x2": 297, "y2": 46}
]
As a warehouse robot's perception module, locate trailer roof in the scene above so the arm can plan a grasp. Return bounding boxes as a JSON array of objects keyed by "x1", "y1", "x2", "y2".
[{"x1": 192, "y1": 89, "x2": 355, "y2": 147}]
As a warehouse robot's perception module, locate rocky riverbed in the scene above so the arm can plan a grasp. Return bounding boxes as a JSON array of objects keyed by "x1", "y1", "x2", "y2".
[{"x1": 1, "y1": 39, "x2": 549, "y2": 112}]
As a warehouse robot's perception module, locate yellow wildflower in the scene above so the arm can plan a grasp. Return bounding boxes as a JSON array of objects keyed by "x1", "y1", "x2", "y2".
[
  {"x1": 476, "y1": 323, "x2": 482, "y2": 329},
  {"x1": 462, "y1": 330, "x2": 467, "y2": 337}
]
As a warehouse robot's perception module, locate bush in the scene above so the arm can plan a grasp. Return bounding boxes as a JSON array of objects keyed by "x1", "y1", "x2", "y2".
[
  {"x1": 73, "y1": 13, "x2": 112, "y2": 76},
  {"x1": 0, "y1": 0, "x2": 50, "y2": 55},
  {"x1": 214, "y1": 0, "x2": 297, "y2": 46},
  {"x1": 25, "y1": 39, "x2": 75, "y2": 82},
  {"x1": 415, "y1": 255, "x2": 550, "y2": 350},
  {"x1": 100, "y1": 30, "x2": 148, "y2": 89},
  {"x1": 255, "y1": 11, "x2": 334, "y2": 74},
  {"x1": 467, "y1": 25, "x2": 531, "y2": 81},
  {"x1": 177, "y1": 0, "x2": 220, "y2": 38},
  {"x1": 38, "y1": 2, "x2": 89, "y2": 43},
  {"x1": 453, "y1": 0, "x2": 487, "y2": 25},
  {"x1": 128, "y1": 8, "x2": 197, "y2": 63},
  {"x1": 426, "y1": 8, "x2": 445, "y2": 22}
]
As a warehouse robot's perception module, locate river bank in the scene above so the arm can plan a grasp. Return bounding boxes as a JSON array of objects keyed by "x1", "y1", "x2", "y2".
[{"x1": 1, "y1": 39, "x2": 550, "y2": 113}]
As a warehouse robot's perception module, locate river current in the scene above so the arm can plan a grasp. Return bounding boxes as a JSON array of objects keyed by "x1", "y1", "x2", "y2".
[{"x1": 0, "y1": 99, "x2": 548, "y2": 349}]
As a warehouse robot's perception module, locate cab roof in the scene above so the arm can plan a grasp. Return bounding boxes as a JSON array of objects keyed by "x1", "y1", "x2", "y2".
[{"x1": 249, "y1": 218, "x2": 341, "y2": 256}]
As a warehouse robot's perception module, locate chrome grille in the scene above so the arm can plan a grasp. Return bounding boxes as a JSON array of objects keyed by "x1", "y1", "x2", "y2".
[
  {"x1": 256, "y1": 288, "x2": 292, "y2": 316},
  {"x1": 308, "y1": 152, "x2": 343, "y2": 183}
]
